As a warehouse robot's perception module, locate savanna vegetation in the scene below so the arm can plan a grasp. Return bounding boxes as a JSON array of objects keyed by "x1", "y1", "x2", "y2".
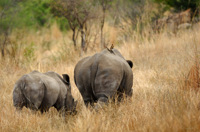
[{"x1": 1, "y1": 0, "x2": 200, "y2": 131}]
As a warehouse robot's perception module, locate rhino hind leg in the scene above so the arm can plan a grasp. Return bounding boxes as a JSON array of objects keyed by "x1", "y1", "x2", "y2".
[
  {"x1": 39, "y1": 103, "x2": 51, "y2": 113},
  {"x1": 94, "y1": 96, "x2": 108, "y2": 110},
  {"x1": 84, "y1": 98, "x2": 94, "y2": 107},
  {"x1": 82, "y1": 92, "x2": 96, "y2": 107},
  {"x1": 77, "y1": 84, "x2": 95, "y2": 107},
  {"x1": 98, "y1": 96, "x2": 108, "y2": 103},
  {"x1": 39, "y1": 107, "x2": 49, "y2": 113},
  {"x1": 14, "y1": 103, "x2": 24, "y2": 112},
  {"x1": 116, "y1": 91, "x2": 128, "y2": 102},
  {"x1": 53, "y1": 98, "x2": 65, "y2": 112}
]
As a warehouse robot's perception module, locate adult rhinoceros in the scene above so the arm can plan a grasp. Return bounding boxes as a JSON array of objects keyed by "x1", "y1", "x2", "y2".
[
  {"x1": 13, "y1": 70, "x2": 77, "y2": 114},
  {"x1": 74, "y1": 49, "x2": 133, "y2": 107}
]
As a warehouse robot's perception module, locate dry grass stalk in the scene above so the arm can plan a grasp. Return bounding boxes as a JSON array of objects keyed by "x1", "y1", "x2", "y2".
[
  {"x1": 185, "y1": 41, "x2": 200, "y2": 92},
  {"x1": 185, "y1": 63, "x2": 200, "y2": 91}
]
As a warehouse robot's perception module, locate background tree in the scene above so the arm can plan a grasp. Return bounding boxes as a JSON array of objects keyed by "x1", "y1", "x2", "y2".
[
  {"x1": 98, "y1": 0, "x2": 112, "y2": 49},
  {"x1": 110, "y1": 0, "x2": 157, "y2": 41},
  {"x1": 153, "y1": 0, "x2": 200, "y2": 12},
  {"x1": 0, "y1": 0, "x2": 16, "y2": 58},
  {"x1": 51, "y1": 0, "x2": 79, "y2": 48},
  {"x1": 52, "y1": 0, "x2": 96, "y2": 54}
]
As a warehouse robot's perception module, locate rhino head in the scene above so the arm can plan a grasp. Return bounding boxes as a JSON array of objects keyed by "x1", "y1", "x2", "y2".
[
  {"x1": 65, "y1": 95, "x2": 77, "y2": 114},
  {"x1": 62, "y1": 74, "x2": 77, "y2": 114}
]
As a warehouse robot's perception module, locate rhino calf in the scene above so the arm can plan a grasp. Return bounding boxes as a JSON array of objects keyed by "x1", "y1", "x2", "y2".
[
  {"x1": 13, "y1": 70, "x2": 77, "y2": 114},
  {"x1": 74, "y1": 48, "x2": 133, "y2": 107}
]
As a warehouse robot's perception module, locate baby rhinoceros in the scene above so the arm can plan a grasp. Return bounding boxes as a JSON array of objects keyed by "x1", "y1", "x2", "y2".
[{"x1": 13, "y1": 70, "x2": 77, "y2": 114}]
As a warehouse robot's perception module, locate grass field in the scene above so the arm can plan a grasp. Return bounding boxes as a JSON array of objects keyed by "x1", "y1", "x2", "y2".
[{"x1": 1, "y1": 23, "x2": 200, "y2": 132}]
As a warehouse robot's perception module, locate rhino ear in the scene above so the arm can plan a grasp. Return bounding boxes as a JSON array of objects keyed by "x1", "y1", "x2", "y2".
[
  {"x1": 126, "y1": 60, "x2": 133, "y2": 68},
  {"x1": 62, "y1": 74, "x2": 70, "y2": 84}
]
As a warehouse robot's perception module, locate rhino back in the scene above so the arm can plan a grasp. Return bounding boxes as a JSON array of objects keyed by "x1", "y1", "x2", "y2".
[{"x1": 101, "y1": 49, "x2": 125, "y2": 59}]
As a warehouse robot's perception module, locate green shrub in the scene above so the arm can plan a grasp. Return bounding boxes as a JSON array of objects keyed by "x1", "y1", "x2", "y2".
[
  {"x1": 0, "y1": 0, "x2": 70, "y2": 31},
  {"x1": 23, "y1": 42, "x2": 36, "y2": 63},
  {"x1": 55, "y1": 16, "x2": 70, "y2": 31},
  {"x1": 153, "y1": 0, "x2": 200, "y2": 11},
  {"x1": 16, "y1": 0, "x2": 53, "y2": 28}
]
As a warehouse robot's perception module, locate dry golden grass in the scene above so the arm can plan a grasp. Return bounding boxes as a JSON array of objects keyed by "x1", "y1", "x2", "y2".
[{"x1": 1, "y1": 23, "x2": 200, "y2": 132}]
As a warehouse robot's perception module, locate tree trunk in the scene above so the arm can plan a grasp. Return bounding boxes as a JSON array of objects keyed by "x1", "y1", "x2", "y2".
[
  {"x1": 1, "y1": 47, "x2": 5, "y2": 58},
  {"x1": 100, "y1": 27, "x2": 104, "y2": 49},
  {"x1": 100, "y1": 8, "x2": 105, "y2": 49},
  {"x1": 1, "y1": 32, "x2": 8, "y2": 58},
  {"x1": 72, "y1": 28, "x2": 77, "y2": 48},
  {"x1": 80, "y1": 27, "x2": 86, "y2": 56},
  {"x1": 1, "y1": 47, "x2": 5, "y2": 57}
]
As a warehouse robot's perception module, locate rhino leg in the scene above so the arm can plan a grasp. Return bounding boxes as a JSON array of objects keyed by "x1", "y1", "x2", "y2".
[
  {"x1": 84, "y1": 98, "x2": 94, "y2": 107},
  {"x1": 53, "y1": 97, "x2": 65, "y2": 111},
  {"x1": 117, "y1": 73, "x2": 133, "y2": 101},
  {"x1": 123, "y1": 79, "x2": 133, "y2": 97},
  {"x1": 77, "y1": 84, "x2": 95, "y2": 107},
  {"x1": 39, "y1": 107, "x2": 50, "y2": 113},
  {"x1": 97, "y1": 96, "x2": 108, "y2": 104},
  {"x1": 94, "y1": 96, "x2": 108, "y2": 110}
]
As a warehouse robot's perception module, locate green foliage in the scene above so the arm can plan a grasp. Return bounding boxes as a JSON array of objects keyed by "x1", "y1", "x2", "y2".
[
  {"x1": 0, "y1": 0, "x2": 15, "y2": 34},
  {"x1": 0, "y1": 0, "x2": 70, "y2": 31},
  {"x1": 0, "y1": 0, "x2": 12, "y2": 8},
  {"x1": 0, "y1": 0, "x2": 52, "y2": 33},
  {"x1": 15, "y1": 0, "x2": 54, "y2": 28},
  {"x1": 153, "y1": 0, "x2": 200, "y2": 11},
  {"x1": 23, "y1": 42, "x2": 36, "y2": 63},
  {"x1": 55, "y1": 16, "x2": 70, "y2": 31}
]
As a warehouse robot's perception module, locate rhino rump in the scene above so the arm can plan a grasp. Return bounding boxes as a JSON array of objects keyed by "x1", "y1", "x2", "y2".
[{"x1": 13, "y1": 71, "x2": 65, "y2": 112}]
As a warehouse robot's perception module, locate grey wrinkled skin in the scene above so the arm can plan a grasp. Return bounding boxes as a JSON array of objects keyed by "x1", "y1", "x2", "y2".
[
  {"x1": 13, "y1": 70, "x2": 77, "y2": 114},
  {"x1": 74, "y1": 49, "x2": 133, "y2": 107}
]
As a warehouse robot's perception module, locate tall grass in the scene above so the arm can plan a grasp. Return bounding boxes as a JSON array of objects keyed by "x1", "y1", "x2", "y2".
[
  {"x1": 185, "y1": 37, "x2": 200, "y2": 92},
  {"x1": 1, "y1": 22, "x2": 200, "y2": 131}
]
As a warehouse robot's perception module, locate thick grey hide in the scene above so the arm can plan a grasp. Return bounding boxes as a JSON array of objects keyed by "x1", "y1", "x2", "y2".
[
  {"x1": 74, "y1": 49, "x2": 133, "y2": 106},
  {"x1": 13, "y1": 70, "x2": 76, "y2": 113}
]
